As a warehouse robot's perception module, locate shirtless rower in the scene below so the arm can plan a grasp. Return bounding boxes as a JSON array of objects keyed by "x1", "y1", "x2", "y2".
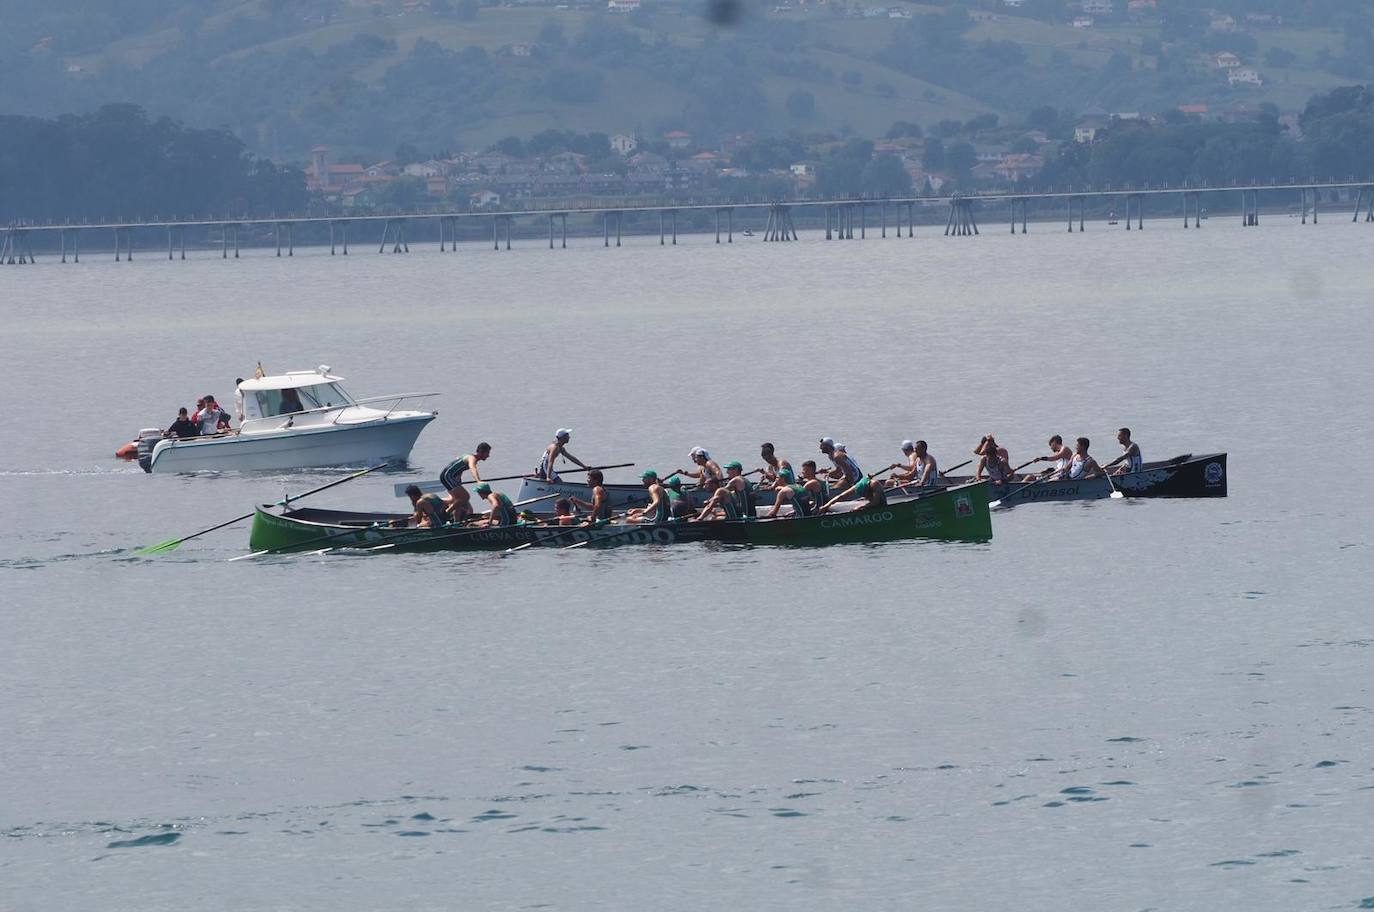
[
  {"x1": 763, "y1": 467, "x2": 815, "y2": 519},
  {"x1": 757, "y1": 442, "x2": 793, "y2": 488},
  {"x1": 535, "y1": 429, "x2": 587, "y2": 482},
  {"x1": 625, "y1": 470, "x2": 672, "y2": 524},
  {"x1": 398, "y1": 484, "x2": 448, "y2": 529},
  {"x1": 439, "y1": 442, "x2": 491, "y2": 522},
  {"x1": 472, "y1": 482, "x2": 519, "y2": 527},
  {"x1": 974, "y1": 435, "x2": 1013, "y2": 486},
  {"x1": 818, "y1": 437, "x2": 863, "y2": 488},
  {"x1": 676, "y1": 447, "x2": 723, "y2": 488},
  {"x1": 1100, "y1": 427, "x2": 1144, "y2": 476},
  {"x1": 821, "y1": 474, "x2": 889, "y2": 512},
  {"x1": 1027, "y1": 435, "x2": 1073, "y2": 480},
  {"x1": 569, "y1": 469, "x2": 613, "y2": 526},
  {"x1": 1053, "y1": 437, "x2": 1104, "y2": 480}
]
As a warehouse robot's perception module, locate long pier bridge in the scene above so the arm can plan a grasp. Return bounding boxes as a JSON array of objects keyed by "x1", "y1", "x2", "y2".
[{"x1": 3, "y1": 181, "x2": 1373, "y2": 265}]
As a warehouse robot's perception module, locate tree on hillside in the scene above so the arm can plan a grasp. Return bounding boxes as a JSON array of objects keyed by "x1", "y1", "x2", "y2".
[
  {"x1": 861, "y1": 154, "x2": 912, "y2": 197},
  {"x1": 786, "y1": 89, "x2": 816, "y2": 121}
]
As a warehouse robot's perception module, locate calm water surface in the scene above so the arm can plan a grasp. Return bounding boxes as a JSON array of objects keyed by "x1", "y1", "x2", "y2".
[{"x1": 2, "y1": 222, "x2": 1371, "y2": 910}]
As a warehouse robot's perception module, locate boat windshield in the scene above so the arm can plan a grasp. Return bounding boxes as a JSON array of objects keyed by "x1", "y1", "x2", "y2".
[{"x1": 255, "y1": 382, "x2": 353, "y2": 417}]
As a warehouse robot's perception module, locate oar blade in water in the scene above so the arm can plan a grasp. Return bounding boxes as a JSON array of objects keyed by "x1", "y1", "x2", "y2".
[{"x1": 133, "y1": 539, "x2": 182, "y2": 556}]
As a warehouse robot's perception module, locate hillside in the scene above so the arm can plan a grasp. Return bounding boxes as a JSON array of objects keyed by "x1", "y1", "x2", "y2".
[{"x1": 2, "y1": 0, "x2": 1372, "y2": 160}]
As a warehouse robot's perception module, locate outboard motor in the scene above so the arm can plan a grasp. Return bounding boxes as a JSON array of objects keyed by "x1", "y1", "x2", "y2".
[{"x1": 136, "y1": 428, "x2": 162, "y2": 473}]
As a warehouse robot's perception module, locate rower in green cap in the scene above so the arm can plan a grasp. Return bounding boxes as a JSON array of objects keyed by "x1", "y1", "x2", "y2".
[
  {"x1": 473, "y1": 482, "x2": 518, "y2": 527},
  {"x1": 663, "y1": 475, "x2": 694, "y2": 519},
  {"x1": 763, "y1": 467, "x2": 815, "y2": 519},
  {"x1": 723, "y1": 460, "x2": 757, "y2": 520},
  {"x1": 695, "y1": 475, "x2": 745, "y2": 521},
  {"x1": 625, "y1": 470, "x2": 671, "y2": 524}
]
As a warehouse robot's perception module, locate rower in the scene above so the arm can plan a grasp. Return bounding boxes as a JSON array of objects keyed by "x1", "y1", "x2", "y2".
[
  {"x1": 1101, "y1": 427, "x2": 1144, "y2": 476},
  {"x1": 676, "y1": 447, "x2": 722, "y2": 488},
  {"x1": 723, "y1": 460, "x2": 757, "y2": 520},
  {"x1": 625, "y1": 470, "x2": 671, "y2": 524},
  {"x1": 887, "y1": 440, "x2": 919, "y2": 484},
  {"x1": 535, "y1": 429, "x2": 587, "y2": 482},
  {"x1": 822, "y1": 474, "x2": 889, "y2": 512},
  {"x1": 763, "y1": 467, "x2": 815, "y2": 519},
  {"x1": 569, "y1": 469, "x2": 613, "y2": 525},
  {"x1": 1028, "y1": 435, "x2": 1072, "y2": 480},
  {"x1": 439, "y1": 442, "x2": 491, "y2": 522},
  {"x1": 818, "y1": 437, "x2": 863, "y2": 487},
  {"x1": 663, "y1": 475, "x2": 694, "y2": 519},
  {"x1": 1057, "y1": 437, "x2": 1104, "y2": 480},
  {"x1": 552, "y1": 498, "x2": 577, "y2": 526},
  {"x1": 694, "y1": 475, "x2": 745, "y2": 521},
  {"x1": 473, "y1": 482, "x2": 518, "y2": 527},
  {"x1": 974, "y1": 435, "x2": 1013, "y2": 485},
  {"x1": 798, "y1": 460, "x2": 830, "y2": 509},
  {"x1": 757, "y1": 442, "x2": 793, "y2": 488},
  {"x1": 399, "y1": 484, "x2": 448, "y2": 529},
  {"x1": 904, "y1": 440, "x2": 938, "y2": 489}
]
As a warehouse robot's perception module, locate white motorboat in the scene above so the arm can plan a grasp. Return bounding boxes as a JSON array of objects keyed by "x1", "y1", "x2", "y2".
[{"x1": 141, "y1": 366, "x2": 438, "y2": 473}]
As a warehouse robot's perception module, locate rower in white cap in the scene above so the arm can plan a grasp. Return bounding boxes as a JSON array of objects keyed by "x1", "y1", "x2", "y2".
[
  {"x1": 535, "y1": 428, "x2": 588, "y2": 482},
  {"x1": 889, "y1": 440, "x2": 938, "y2": 489},
  {"x1": 818, "y1": 437, "x2": 863, "y2": 488},
  {"x1": 675, "y1": 447, "x2": 722, "y2": 488}
]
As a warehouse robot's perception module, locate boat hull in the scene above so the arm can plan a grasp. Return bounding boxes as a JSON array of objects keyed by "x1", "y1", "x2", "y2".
[
  {"x1": 146, "y1": 414, "x2": 434, "y2": 473},
  {"x1": 248, "y1": 482, "x2": 992, "y2": 554}
]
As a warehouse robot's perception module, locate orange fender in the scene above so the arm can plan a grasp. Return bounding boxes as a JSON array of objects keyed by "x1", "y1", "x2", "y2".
[{"x1": 116, "y1": 442, "x2": 139, "y2": 459}]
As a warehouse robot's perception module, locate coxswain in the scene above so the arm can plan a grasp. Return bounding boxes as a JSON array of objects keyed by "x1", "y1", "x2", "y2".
[
  {"x1": 440, "y1": 442, "x2": 491, "y2": 522},
  {"x1": 722, "y1": 460, "x2": 757, "y2": 520},
  {"x1": 763, "y1": 467, "x2": 815, "y2": 519},
  {"x1": 399, "y1": 484, "x2": 448, "y2": 529},
  {"x1": 818, "y1": 437, "x2": 863, "y2": 487},
  {"x1": 676, "y1": 447, "x2": 722, "y2": 488},
  {"x1": 569, "y1": 469, "x2": 614, "y2": 525},
  {"x1": 1028, "y1": 435, "x2": 1073, "y2": 479},
  {"x1": 535, "y1": 429, "x2": 587, "y2": 482},
  {"x1": 974, "y1": 435, "x2": 1013, "y2": 485},
  {"x1": 822, "y1": 474, "x2": 889, "y2": 512},
  {"x1": 1056, "y1": 437, "x2": 1104, "y2": 480},
  {"x1": 1101, "y1": 427, "x2": 1144, "y2": 476},
  {"x1": 625, "y1": 470, "x2": 672, "y2": 524},
  {"x1": 757, "y1": 442, "x2": 793, "y2": 488},
  {"x1": 472, "y1": 482, "x2": 518, "y2": 527}
]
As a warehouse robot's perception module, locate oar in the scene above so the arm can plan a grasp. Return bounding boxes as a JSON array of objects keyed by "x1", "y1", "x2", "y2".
[
  {"x1": 392, "y1": 463, "x2": 635, "y2": 498},
  {"x1": 1103, "y1": 469, "x2": 1125, "y2": 499},
  {"x1": 135, "y1": 462, "x2": 391, "y2": 555},
  {"x1": 988, "y1": 461, "x2": 1064, "y2": 510},
  {"x1": 937, "y1": 458, "x2": 972, "y2": 478},
  {"x1": 561, "y1": 523, "x2": 647, "y2": 551},
  {"x1": 502, "y1": 511, "x2": 629, "y2": 555}
]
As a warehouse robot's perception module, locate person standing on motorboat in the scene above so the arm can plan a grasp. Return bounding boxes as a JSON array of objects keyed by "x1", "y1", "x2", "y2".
[
  {"x1": 234, "y1": 379, "x2": 246, "y2": 425},
  {"x1": 535, "y1": 429, "x2": 587, "y2": 482},
  {"x1": 440, "y1": 443, "x2": 491, "y2": 523},
  {"x1": 1101, "y1": 428, "x2": 1144, "y2": 476},
  {"x1": 163, "y1": 408, "x2": 199, "y2": 439},
  {"x1": 197, "y1": 396, "x2": 227, "y2": 436}
]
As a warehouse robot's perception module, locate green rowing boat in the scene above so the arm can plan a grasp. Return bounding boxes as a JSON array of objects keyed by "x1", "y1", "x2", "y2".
[{"x1": 246, "y1": 481, "x2": 992, "y2": 554}]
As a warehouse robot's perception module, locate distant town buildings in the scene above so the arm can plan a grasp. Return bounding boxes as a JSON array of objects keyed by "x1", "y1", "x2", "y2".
[
  {"x1": 1228, "y1": 67, "x2": 1263, "y2": 86},
  {"x1": 610, "y1": 133, "x2": 638, "y2": 155}
]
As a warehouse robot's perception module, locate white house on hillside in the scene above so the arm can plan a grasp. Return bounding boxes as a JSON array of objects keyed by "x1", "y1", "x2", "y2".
[{"x1": 610, "y1": 133, "x2": 638, "y2": 155}]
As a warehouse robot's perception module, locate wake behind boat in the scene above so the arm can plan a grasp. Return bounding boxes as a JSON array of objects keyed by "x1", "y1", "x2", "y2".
[{"x1": 141, "y1": 366, "x2": 438, "y2": 473}]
